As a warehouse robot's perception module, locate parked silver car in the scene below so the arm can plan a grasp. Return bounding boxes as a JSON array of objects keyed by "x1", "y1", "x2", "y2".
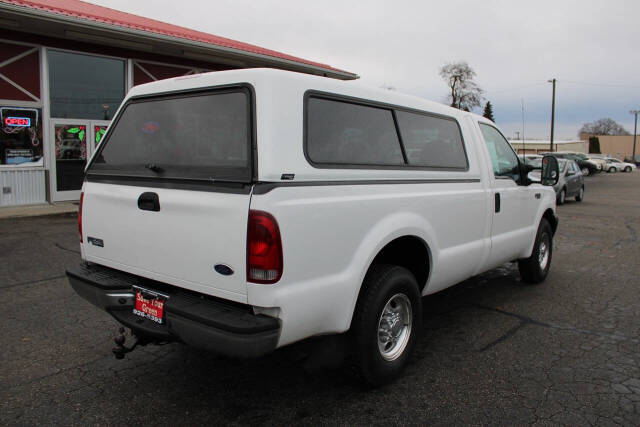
[
  {"x1": 605, "y1": 158, "x2": 636, "y2": 173},
  {"x1": 529, "y1": 159, "x2": 584, "y2": 204}
]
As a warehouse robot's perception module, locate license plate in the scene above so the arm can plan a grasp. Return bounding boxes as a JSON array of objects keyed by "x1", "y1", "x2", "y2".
[{"x1": 133, "y1": 289, "x2": 165, "y2": 324}]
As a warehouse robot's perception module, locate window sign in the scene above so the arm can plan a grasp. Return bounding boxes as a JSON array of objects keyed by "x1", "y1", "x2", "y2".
[
  {"x1": 94, "y1": 125, "x2": 107, "y2": 145},
  {"x1": 4, "y1": 117, "x2": 31, "y2": 127},
  {"x1": 0, "y1": 107, "x2": 43, "y2": 166}
]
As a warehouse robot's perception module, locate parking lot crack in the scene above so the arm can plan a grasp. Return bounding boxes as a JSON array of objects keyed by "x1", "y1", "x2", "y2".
[
  {"x1": 474, "y1": 304, "x2": 638, "y2": 345},
  {"x1": 478, "y1": 321, "x2": 527, "y2": 352},
  {"x1": 54, "y1": 242, "x2": 80, "y2": 254},
  {"x1": 0, "y1": 275, "x2": 66, "y2": 290},
  {"x1": 474, "y1": 304, "x2": 552, "y2": 328}
]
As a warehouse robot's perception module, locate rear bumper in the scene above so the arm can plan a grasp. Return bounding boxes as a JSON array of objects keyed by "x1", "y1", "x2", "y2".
[{"x1": 66, "y1": 263, "x2": 281, "y2": 358}]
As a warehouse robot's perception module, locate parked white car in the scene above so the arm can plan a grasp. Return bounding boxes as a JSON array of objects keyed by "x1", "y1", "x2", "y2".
[
  {"x1": 66, "y1": 69, "x2": 559, "y2": 385},
  {"x1": 605, "y1": 158, "x2": 636, "y2": 173},
  {"x1": 586, "y1": 155, "x2": 607, "y2": 171}
]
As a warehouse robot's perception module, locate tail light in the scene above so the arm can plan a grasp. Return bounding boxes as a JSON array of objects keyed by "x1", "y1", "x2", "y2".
[
  {"x1": 78, "y1": 192, "x2": 84, "y2": 243},
  {"x1": 247, "y1": 210, "x2": 282, "y2": 284}
]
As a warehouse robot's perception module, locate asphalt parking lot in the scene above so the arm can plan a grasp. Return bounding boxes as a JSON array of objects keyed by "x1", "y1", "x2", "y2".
[{"x1": 1, "y1": 171, "x2": 639, "y2": 425}]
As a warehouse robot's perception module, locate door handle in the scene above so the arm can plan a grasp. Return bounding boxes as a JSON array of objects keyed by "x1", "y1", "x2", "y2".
[
  {"x1": 494, "y1": 193, "x2": 501, "y2": 213},
  {"x1": 137, "y1": 192, "x2": 160, "y2": 212}
]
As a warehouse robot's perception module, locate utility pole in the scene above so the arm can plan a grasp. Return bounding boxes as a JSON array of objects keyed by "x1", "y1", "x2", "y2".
[
  {"x1": 521, "y1": 99, "x2": 526, "y2": 155},
  {"x1": 548, "y1": 79, "x2": 556, "y2": 151},
  {"x1": 631, "y1": 110, "x2": 639, "y2": 160}
]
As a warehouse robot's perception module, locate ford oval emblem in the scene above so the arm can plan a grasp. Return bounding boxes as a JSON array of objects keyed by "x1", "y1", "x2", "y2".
[{"x1": 214, "y1": 264, "x2": 234, "y2": 276}]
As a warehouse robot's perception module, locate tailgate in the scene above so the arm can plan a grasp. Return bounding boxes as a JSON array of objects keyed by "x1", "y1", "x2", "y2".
[{"x1": 81, "y1": 181, "x2": 250, "y2": 302}]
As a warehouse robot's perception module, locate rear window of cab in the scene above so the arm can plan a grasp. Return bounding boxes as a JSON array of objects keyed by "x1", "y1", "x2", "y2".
[
  {"x1": 305, "y1": 94, "x2": 468, "y2": 170},
  {"x1": 88, "y1": 87, "x2": 252, "y2": 183}
]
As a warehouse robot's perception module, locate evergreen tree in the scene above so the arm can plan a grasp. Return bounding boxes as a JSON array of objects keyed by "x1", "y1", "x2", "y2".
[{"x1": 483, "y1": 101, "x2": 495, "y2": 122}]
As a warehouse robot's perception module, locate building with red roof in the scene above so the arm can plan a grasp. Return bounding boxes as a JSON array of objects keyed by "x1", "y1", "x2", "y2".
[{"x1": 0, "y1": 0, "x2": 356, "y2": 206}]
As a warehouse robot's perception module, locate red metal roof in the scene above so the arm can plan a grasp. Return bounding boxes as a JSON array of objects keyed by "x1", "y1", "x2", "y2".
[{"x1": 0, "y1": 0, "x2": 353, "y2": 76}]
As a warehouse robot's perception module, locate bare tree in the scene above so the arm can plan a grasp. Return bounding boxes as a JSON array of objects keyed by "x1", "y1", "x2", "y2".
[
  {"x1": 439, "y1": 61, "x2": 483, "y2": 111},
  {"x1": 579, "y1": 118, "x2": 630, "y2": 136}
]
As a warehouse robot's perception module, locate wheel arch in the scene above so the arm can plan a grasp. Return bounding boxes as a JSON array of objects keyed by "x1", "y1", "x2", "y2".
[
  {"x1": 365, "y1": 235, "x2": 431, "y2": 294},
  {"x1": 347, "y1": 223, "x2": 434, "y2": 330},
  {"x1": 524, "y1": 206, "x2": 558, "y2": 259},
  {"x1": 542, "y1": 208, "x2": 558, "y2": 235}
]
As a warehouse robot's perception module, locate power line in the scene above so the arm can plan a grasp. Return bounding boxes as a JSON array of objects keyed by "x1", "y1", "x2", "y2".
[
  {"x1": 486, "y1": 82, "x2": 547, "y2": 94},
  {"x1": 556, "y1": 80, "x2": 640, "y2": 90},
  {"x1": 486, "y1": 79, "x2": 640, "y2": 95}
]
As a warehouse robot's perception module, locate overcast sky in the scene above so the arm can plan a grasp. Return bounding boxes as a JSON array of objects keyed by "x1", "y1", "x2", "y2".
[{"x1": 90, "y1": 0, "x2": 640, "y2": 139}]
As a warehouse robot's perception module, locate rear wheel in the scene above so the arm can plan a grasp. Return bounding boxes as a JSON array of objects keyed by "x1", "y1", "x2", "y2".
[
  {"x1": 557, "y1": 188, "x2": 566, "y2": 205},
  {"x1": 575, "y1": 186, "x2": 584, "y2": 202},
  {"x1": 608, "y1": 167, "x2": 616, "y2": 173},
  {"x1": 518, "y1": 219, "x2": 553, "y2": 284},
  {"x1": 581, "y1": 168, "x2": 590, "y2": 176},
  {"x1": 351, "y1": 265, "x2": 422, "y2": 386}
]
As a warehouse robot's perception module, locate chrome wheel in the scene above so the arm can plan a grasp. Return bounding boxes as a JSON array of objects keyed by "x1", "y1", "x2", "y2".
[
  {"x1": 538, "y1": 233, "x2": 550, "y2": 270},
  {"x1": 581, "y1": 168, "x2": 589, "y2": 176},
  {"x1": 377, "y1": 293, "x2": 412, "y2": 361}
]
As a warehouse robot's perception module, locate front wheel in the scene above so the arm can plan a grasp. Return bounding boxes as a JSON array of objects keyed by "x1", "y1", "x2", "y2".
[
  {"x1": 518, "y1": 219, "x2": 553, "y2": 284},
  {"x1": 581, "y1": 168, "x2": 590, "y2": 176},
  {"x1": 575, "y1": 186, "x2": 584, "y2": 202},
  {"x1": 625, "y1": 166, "x2": 632, "y2": 172},
  {"x1": 351, "y1": 265, "x2": 422, "y2": 386}
]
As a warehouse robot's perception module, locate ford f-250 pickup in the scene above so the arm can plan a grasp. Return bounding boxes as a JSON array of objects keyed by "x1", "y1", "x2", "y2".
[{"x1": 67, "y1": 68, "x2": 560, "y2": 385}]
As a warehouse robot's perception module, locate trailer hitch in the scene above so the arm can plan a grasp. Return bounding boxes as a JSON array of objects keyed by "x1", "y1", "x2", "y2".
[{"x1": 112, "y1": 327, "x2": 144, "y2": 359}]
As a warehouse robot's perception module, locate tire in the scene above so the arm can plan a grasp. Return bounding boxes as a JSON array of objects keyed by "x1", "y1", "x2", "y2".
[
  {"x1": 625, "y1": 166, "x2": 632, "y2": 172},
  {"x1": 518, "y1": 219, "x2": 553, "y2": 284},
  {"x1": 351, "y1": 264, "x2": 422, "y2": 386},
  {"x1": 557, "y1": 188, "x2": 566, "y2": 205},
  {"x1": 581, "y1": 168, "x2": 590, "y2": 176},
  {"x1": 608, "y1": 167, "x2": 615, "y2": 173},
  {"x1": 575, "y1": 186, "x2": 584, "y2": 202}
]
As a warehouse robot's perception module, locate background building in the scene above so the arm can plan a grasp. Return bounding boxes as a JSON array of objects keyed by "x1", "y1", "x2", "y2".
[
  {"x1": 0, "y1": 0, "x2": 356, "y2": 206},
  {"x1": 508, "y1": 139, "x2": 588, "y2": 155},
  {"x1": 579, "y1": 133, "x2": 639, "y2": 160}
]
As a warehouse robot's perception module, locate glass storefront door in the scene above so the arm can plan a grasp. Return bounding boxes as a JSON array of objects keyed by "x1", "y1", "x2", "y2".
[{"x1": 50, "y1": 119, "x2": 109, "y2": 201}]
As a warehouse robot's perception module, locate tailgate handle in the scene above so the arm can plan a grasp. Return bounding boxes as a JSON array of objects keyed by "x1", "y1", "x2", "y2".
[{"x1": 137, "y1": 192, "x2": 160, "y2": 212}]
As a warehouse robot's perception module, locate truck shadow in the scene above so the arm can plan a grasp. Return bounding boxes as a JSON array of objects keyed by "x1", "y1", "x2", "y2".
[{"x1": 102, "y1": 263, "x2": 536, "y2": 423}]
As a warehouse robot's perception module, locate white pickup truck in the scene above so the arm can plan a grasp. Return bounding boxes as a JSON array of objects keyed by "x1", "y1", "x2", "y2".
[{"x1": 67, "y1": 68, "x2": 559, "y2": 385}]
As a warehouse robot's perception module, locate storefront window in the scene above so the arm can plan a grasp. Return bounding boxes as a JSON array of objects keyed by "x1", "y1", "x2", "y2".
[
  {"x1": 54, "y1": 123, "x2": 87, "y2": 191},
  {"x1": 0, "y1": 107, "x2": 43, "y2": 166},
  {"x1": 48, "y1": 50, "x2": 125, "y2": 120}
]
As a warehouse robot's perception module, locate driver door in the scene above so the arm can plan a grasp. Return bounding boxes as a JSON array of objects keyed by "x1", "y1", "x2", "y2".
[{"x1": 478, "y1": 123, "x2": 538, "y2": 268}]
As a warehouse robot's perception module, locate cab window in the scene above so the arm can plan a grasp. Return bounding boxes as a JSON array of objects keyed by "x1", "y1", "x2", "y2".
[{"x1": 479, "y1": 123, "x2": 521, "y2": 184}]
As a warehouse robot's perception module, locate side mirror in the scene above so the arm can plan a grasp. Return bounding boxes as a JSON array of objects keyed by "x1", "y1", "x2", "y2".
[
  {"x1": 527, "y1": 171, "x2": 541, "y2": 183},
  {"x1": 541, "y1": 155, "x2": 559, "y2": 186}
]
